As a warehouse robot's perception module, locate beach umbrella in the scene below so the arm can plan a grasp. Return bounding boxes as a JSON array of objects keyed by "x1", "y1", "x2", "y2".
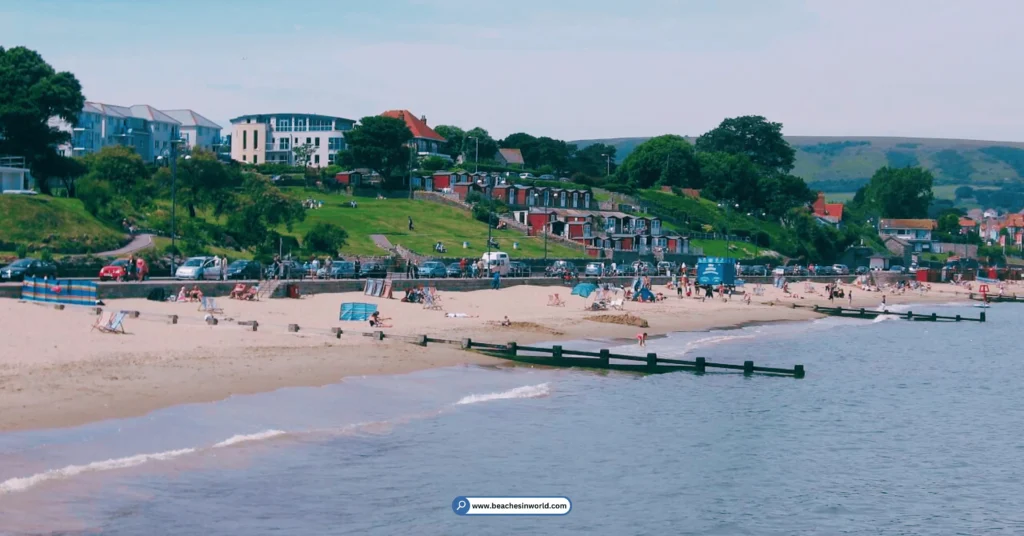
[{"x1": 571, "y1": 282, "x2": 597, "y2": 298}]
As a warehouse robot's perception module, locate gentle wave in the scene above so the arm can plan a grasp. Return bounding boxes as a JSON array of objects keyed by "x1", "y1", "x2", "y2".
[
  {"x1": 213, "y1": 429, "x2": 287, "y2": 448},
  {"x1": 0, "y1": 448, "x2": 196, "y2": 495},
  {"x1": 455, "y1": 383, "x2": 551, "y2": 405},
  {"x1": 674, "y1": 333, "x2": 757, "y2": 356}
]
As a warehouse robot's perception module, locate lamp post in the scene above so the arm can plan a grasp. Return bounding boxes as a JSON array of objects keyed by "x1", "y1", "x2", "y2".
[
  {"x1": 601, "y1": 153, "x2": 612, "y2": 177},
  {"x1": 157, "y1": 140, "x2": 187, "y2": 273},
  {"x1": 408, "y1": 144, "x2": 415, "y2": 200},
  {"x1": 468, "y1": 136, "x2": 479, "y2": 173},
  {"x1": 717, "y1": 200, "x2": 739, "y2": 257}
]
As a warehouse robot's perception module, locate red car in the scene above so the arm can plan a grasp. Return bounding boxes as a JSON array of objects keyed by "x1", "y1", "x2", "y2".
[{"x1": 98, "y1": 258, "x2": 148, "y2": 281}]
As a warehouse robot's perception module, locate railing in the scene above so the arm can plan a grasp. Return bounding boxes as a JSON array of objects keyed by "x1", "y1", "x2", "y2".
[{"x1": 0, "y1": 156, "x2": 26, "y2": 168}]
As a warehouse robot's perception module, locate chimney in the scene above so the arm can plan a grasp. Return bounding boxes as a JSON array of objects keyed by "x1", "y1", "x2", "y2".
[{"x1": 421, "y1": 115, "x2": 427, "y2": 124}]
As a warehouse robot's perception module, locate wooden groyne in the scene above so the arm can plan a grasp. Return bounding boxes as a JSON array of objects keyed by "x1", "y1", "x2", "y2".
[
  {"x1": 465, "y1": 340, "x2": 804, "y2": 378},
  {"x1": 813, "y1": 305, "x2": 985, "y2": 322},
  {"x1": 968, "y1": 293, "x2": 1023, "y2": 303}
]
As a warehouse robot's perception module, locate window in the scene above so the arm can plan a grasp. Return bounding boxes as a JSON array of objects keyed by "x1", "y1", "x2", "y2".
[
  {"x1": 242, "y1": 131, "x2": 247, "y2": 149},
  {"x1": 294, "y1": 118, "x2": 306, "y2": 131},
  {"x1": 309, "y1": 118, "x2": 333, "y2": 131},
  {"x1": 315, "y1": 137, "x2": 320, "y2": 147},
  {"x1": 242, "y1": 154, "x2": 247, "y2": 161},
  {"x1": 328, "y1": 137, "x2": 345, "y2": 151},
  {"x1": 314, "y1": 154, "x2": 320, "y2": 164},
  {"x1": 306, "y1": 137, "x2": 311, "y2": 145},
  {"x1": 253, "y1": 154, "x2": 258, "y2": 163},
  {"x1": 279, "y1": 137, "x2": 290, "y2": 151},
  {"x1": 254, "y1": 130, "x2": 259, "y2": 149},
  {"x1": 277, "y1": 118, "x2": 292, "y2": 132}
]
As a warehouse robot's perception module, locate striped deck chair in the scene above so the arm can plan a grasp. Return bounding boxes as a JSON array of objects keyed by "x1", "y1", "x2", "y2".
[
  {"x1": 91, "y1": 311, "x2": 114, "y2": 332},
  {"x1": 198, "y1": 296, "x2": 224, "y2": 314},
  {"x1": 97, "y1": 311, "x2": 127, "y2": 334},
  {"x1": 422, "y1": 292, "x2": 443, "y2": 310}
]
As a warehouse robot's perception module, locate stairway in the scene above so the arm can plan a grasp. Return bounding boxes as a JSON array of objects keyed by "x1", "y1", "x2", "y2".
[{"x1": 258, "y1": 279, "x2": 283, "y2": 300}]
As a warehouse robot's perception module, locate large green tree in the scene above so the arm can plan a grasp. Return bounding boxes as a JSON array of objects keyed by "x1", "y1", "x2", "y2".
[
  {"x1": 863, "y1": 166, "x2": 935, "y2": 218},
  {"x1": 433, "y1": 125, "x2": 465, "y2": 159},
  {"x1": 500, "y1": 132, "x2": 577, "y2": 173},
  {"x1": 0, "y1": 46, "x2": 85, "y2": 190},
  {"x1": 571, "y1": 143, "x2": 617, "y2": 177},
  {"x1": 345, "y1": 116, "x2": 413, "y2": 178},
  {"x1": 614, "y1": 135, "x2": 698, "y2": 189},
  {"x1": 464, "y1": 127, "x2": 499, "y2": 165},
  {"x1": 176, "y1": 147, "x2": 235, "y2": 218},
  {"x1": 81, "y1": 145, "x2": 151, "y2": 202},
  {"x1": 697, "y1": 152, "x2": 761, "y2": 208},
  {"x1": 303, "y1": 222, "x2": 349, "y2": 255},
  {"x1": 758, "y1": 173, "x2": 816, "y2": 219},
  {"x1": 225, "y1": 174, "x2": 305, "y2": 249},
  {"x1": 695, "y1": 115, "x2": 796, "y2": 175}
]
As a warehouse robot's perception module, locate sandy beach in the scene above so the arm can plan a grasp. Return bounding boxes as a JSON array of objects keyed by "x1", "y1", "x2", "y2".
[{"x1": 0, "y1": 279, "x2": 977, "y2": 431}]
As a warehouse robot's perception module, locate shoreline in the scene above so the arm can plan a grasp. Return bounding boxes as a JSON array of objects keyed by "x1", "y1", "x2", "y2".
[{"x1": 0, "y1": 283, "x2": 973, "y2": 432}]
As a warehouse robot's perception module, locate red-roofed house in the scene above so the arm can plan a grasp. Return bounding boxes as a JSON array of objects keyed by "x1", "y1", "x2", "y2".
[
  {"x1": 380, "y1": 110, "x2": 449, "y2": 160},
  {"x1": 495, "y1": 148, "x2": 525, "y2": 168},
  {"x1": 812, "y1": 192, "x2": 844, "y2": 227}
]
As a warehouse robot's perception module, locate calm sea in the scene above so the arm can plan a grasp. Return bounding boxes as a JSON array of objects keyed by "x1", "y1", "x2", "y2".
[{"x1": 1, "y1": 302, "x2": 1022, "y2": 535}]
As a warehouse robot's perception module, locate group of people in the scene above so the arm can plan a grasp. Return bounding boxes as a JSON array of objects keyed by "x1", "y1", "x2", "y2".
[
  {"x1": 175, "y1": 285, "x2": 204, "y2": 302},
  {"x1": 122, "y1": 254, "x2": 149, "y2": 282},
  {"x1": 302, "y1": 198, "x2": 324, "y2": 209}
]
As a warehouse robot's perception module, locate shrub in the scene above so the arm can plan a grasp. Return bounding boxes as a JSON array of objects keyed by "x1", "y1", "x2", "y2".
[
  {"x1": 15, "y1": 244, "x2": 28, "y2": 258},
  {"x1": 303, "y1": 222, "x2": 349, "y2": 256},
  {"x1": 40, "y1": 248, "x2": 53, "y2": 262}
]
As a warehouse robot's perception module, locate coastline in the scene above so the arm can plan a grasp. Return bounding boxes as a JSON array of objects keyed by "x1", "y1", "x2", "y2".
[{"x1": 0, "y1": 282, "x2": 973, "y2": 432}]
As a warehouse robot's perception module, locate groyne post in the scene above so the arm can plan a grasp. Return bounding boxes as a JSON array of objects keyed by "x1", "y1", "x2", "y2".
[
  {"x1": 743, "y1": 361, "x2": 754, "y2": 375},
  {"x1": 461, "y1": 338, "x2": 472, "y2": 349},
  {"x1": 507, "y1": 341, "x2": 517, "y2": 355},
  {"x1": 980, "y1": 312, "x2": 986, "y2": 322},
  {"x1": 552, "y1": 345, "x2": 563, "y2": 359},
  {"x1": 695, "y1": 357, "x2": 706, "y2": 373},
  {"x1": 794, "y1": 365, "x2": 805, "y2": 378},
  {"x1": 599, "y1": 349, "x2": 610, "y2": 367},
  {"x1": 646, "y1": 353, "x2": 657, "y2": 370},
  {"x1": 288, "y1": 324, "x2": 300, "y2": 332}
]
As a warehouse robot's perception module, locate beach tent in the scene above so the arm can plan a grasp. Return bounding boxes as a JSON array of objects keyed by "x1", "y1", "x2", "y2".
[
  {"x1": 571, "y1": 282, "x2": 597, "y2": 298},
  {"x1": 340, "y1": 302, "x2": 378, "y2": 321},
  {"x1": 634, "y1": 288, "x2": 655, "y2": 302}
]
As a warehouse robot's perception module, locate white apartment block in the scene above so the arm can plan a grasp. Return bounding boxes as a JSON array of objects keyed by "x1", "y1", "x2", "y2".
[
  {"x1": 160, "y1": 109, "x2": 224, "y2": 153},
  {"x1": 49, "y1": 102, "x2": 222, "y2": 163},
  {"x1": 229, "y1": 113, "x2": 355, "y2": 167}
]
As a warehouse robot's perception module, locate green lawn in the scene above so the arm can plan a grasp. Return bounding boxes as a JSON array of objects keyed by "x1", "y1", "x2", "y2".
[
  {"x1": 0, "y1": 195, "x2": 126, "y2": 253},
  {"x1": 691, "y1": 239, "x2": 762, "y2": 258},
  {"x1": 283, "y1": 189, "x2": 585, "y2": 258}
]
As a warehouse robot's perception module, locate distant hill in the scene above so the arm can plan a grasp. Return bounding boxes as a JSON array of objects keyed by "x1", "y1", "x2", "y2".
[{"x1": 573, "y1": 136, "x2": 1024, "y2": 191}]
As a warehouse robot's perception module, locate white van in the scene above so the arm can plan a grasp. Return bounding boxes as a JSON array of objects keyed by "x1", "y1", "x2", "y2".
[{"x1": 481, "y1": 251, "x2": 510, "y2": 275}]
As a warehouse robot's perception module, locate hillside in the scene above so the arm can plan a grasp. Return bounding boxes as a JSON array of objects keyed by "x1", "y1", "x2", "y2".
[
  {"x1": 574, "y1": 136, "x2": 1024, "y2": 190},
  {"x1": 0, "y1": 195, "x2": 127, "y2": 254}
]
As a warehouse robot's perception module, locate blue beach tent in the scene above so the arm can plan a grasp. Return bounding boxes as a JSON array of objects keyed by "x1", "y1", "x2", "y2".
[{"x1": 340, "y1": 302, "x2": 378, "y2": 321}]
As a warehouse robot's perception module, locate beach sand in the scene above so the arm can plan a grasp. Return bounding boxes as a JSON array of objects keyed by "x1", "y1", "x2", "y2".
[{"x1": 0, "y1": 279, "x2": 975, "y2": 431}]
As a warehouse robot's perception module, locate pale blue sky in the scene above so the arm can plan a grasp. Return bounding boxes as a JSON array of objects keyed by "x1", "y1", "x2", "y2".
[{"x1": 2, "y1": 0, "x2": 1022, "y2": 141}]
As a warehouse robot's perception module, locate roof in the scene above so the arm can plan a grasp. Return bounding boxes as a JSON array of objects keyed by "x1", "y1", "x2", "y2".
[
  {"x1": 812, "y1": 192, "x2": 844, "y2": 221},
  {"x1": 85, "y1": 102, "x2": 183, "y2": 124},
  {"x1": 380, "y1": 110, "x2": 446, "y2": 142},
  {"x1": 162, "y1": 109, "x2": 222, "y2": 129},
  {"x1": 498, "y1": 148, "x2": 525, "y2": 165},
  {"x1": 130, "y1": 105, "x2": 180, "y2": 124},
  {"x1": 959, "y1": 217, "x2": 977, "y2": 226},
  {"x1": 228, "y1": 113, "x2": 355, "y2": 124},
  {"x1": 1004, "y1": 214, "x2": 1024, "y2": 227},
  {"x1": 879, "y1": 218, "x2": 936, "y2": 230}
]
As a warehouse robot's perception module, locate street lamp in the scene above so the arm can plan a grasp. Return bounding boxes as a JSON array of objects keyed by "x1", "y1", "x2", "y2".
[
  {"x1": 717, "y1": 200, "x2": 740, "y2": 257},
  {"x1": 601, "y1": 153, "x2": 612, "y2": 177},
  {"x1": 157, "y1": 141, "x2": 188, "y2": 273},
  {"x1": 467, "y1": 136, "x2": 479, "y2": 173}
]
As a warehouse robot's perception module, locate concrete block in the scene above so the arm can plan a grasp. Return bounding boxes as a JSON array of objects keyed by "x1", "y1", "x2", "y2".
[
  {"x1": 288, "y1": 324, "x2": 300, "y2": 333},
  {"x1": 53, "y1": 304, "x2": 65, "y2": 310},
  {"x1": 374, "y1": 331, "x2": 385, "y2": 340},
  {"x1": 169, "y1": 314, "x2": 178, "y2": 324},
  {"x1": 205, "y1": 317, "x2": 219, "y2": 325},
  {"x1": 332, "y1": 327, "x2": 343, "y2": 338}
]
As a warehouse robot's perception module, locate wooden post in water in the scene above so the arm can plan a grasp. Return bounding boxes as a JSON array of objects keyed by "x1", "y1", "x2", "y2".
[
  {"x1": 906, "y1": 311, "x2": 913, "y2": 320},
  {"x1": 932, "y1": 312, "x2": 937, "y2": 322},
  {"x1": 743, "y1": 361, "x2": 754, "y2": 375},
  {"x1": 955, "y1": 314, "x2": 961, "y2": 322},
  {"x1": 647, "y1": 353, "x2": 658, "y2": 371},
  {"x1": 461, "y1": 338, "x2": 472, "y2": 349},
  {"x1": 599, "y1": 349, "x2": 610, "y2": 367},
  {"x1": 695, "y1": 357, "x2": 706, "y2": 373},
  {"x1": 794, "y1": 365, "x2": 805, "y2": 378},
  {"x1": 859, "y1": 308, "x2": 865, "y2": 317},
  {"x1": 980, "y1": 311, "x2": 986, "y2": 323},
  {"x1": 552, "y1": 345, "x2": 563, "y2": 360},
  {"x1": 507, "y1": 342, "x2": 517, "y2": 355}
]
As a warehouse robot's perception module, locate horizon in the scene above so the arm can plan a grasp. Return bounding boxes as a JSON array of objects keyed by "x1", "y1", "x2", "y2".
[{"x1": 3, "y1": 0, "x2": 1023, "y2": 142}]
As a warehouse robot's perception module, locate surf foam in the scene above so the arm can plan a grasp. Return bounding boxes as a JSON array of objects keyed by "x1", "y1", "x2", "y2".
[
  {"x1": 0, "y1": 447, "x2": 196, "y2": 495},
  {"x1": 213, "y1": 429, "x2": 287, "y2": 448},
  {"x1": 455, "y1": 383, "x2": 551, "y2": 405}
]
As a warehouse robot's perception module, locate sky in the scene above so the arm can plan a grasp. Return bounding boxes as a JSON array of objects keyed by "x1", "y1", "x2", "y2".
[{"x1": 2, "y1": 0, "x2": 1023, "y2": 141}]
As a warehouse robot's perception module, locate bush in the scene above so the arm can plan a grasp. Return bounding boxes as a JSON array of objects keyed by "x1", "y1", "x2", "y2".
[
  {"x1": 15, "y1": 244, "x2": 27, "y2": 258},
  {"x1": 40, "y1": 248, "x2": 53, "y2": 262},
  {"x1": 303, "y1": 222, "x2": 349, "y2": 256}
]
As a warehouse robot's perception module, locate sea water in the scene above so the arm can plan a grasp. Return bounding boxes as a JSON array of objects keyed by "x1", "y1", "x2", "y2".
[{"x1": 1, "y1": 303, "x2": 1022, "y2": 535}]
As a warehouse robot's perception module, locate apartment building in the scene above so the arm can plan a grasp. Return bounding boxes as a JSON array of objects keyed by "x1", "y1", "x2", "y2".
[
  {"x1": 380, "y1": 110, "x2": 449, "y2": 160},
  {"x1": 229, "y1": 113, "x2": 356, "y2": 166},
  {"x1": 49, "y1": 102, "x2": 220, "y2": 163},
  {"x1": 161, "y1": 109, "x2": 224, "y2": 153}
]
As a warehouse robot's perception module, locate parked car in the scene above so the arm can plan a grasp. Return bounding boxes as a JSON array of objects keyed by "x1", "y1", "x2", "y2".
[
  {"x1": 816, "y1": 266, "x2": 836, "y2": 276},
  {"x1": 519, "y1": 173, "x2": 536, "y2": 179},
  {"x1": 629, "y1": 261, "x2": 655, "y2": 276},
  {"x1": 748, "y1": 265, "x2": 767, "y2": 276},
  {"x1": 225, "y1": 260, "x2": 263, "y2": 280},
  {"x1": 657, "y1": 261, "x2": 677, "y2": 276},
  {"x1": 890, "y1": 265, "x2": 906, "y2": 273},
  {"x1": 446, "y1": 262, "x2": 463, "y2": 278},
  {"x1": 908, "y1": 263, "x2": 919, "y2": 274},
  {"x1": 832, "y1": 264, "x2": 850, "y2": 275},
  {"x1": 419, "y1": 261, "x2": 448, "y2": 278},
  {"x1": 538, "y1": 174, "x2": 556, "y2": 180},
  {"x1": 509, "y1": 261, "x2": 531, "y2": 277},
  {"x1": 263, "y1": 259, "x2": 306, "y2": 280},
  {"x1": 98, "y1": 259, "x2": 133, "y2": 281},
  {"x1": 328, "y1": 261, "x2": 357, "y2": 279},
  {"x1": 175, "y1": 256, "x2": 223, "y2": 280},
  {"x1": 584, "y1": 262, "x2": 605, "y2": 277},
  {"x1": 1, "y1": 258, "x2": 57, "y2": 282},
  {"x1": 359, "y1": 261, "x2": 389, "y2": 279},
  {"x1": 546, "y1": 260, "x2": 577, "y2": 277},
  {"x1": 855, "y1": 266, "x2": 869, "y2": 275}
]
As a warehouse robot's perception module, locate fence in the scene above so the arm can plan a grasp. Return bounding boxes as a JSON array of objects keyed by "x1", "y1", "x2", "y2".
[{"x1": 21, "y1": 277, "x2": 97, "y2": 306}]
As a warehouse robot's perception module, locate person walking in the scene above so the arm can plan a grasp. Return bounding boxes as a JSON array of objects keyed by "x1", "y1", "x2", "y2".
[{"x1": 491, "y1": 268, "x2": 501, "y2": 290}]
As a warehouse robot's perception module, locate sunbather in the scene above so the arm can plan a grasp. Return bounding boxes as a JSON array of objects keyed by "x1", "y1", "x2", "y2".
[
  {"x1": 176, "y1": 286, "x2": 187, "y2": 302},
  {"x1": 188, "y1": 285, "x2": 203, "y2": 302},
  {"x1": 445, "y1": 313, "x2": 478, "y2": 318},
  {"x1": 229, "y1": 283, "x2": 247, "y2": 299},
  {"x1": 368, "y1": 311, "x2": 392, "y2": 328}
]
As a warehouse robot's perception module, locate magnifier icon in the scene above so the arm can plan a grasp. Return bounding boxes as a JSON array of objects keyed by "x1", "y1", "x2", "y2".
[
  {"x1": 458, "y1": 500, "x2": 467, "y2": 510},
  {"x1": 453, "y1": 496, "x2": 471, "y2": 515}
]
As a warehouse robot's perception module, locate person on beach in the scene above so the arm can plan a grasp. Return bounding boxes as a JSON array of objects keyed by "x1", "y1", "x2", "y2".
[
  {"x1": 637, "y1": 332, "x2": 648, "y2": 347},
  {"x1": 491, "y1": 269, "x2": 501, "y2": 290},
  {"x1": 176, "y1": 286, "x2": 187, "y2": 302},
  {"x1": 501, "y1": 315, "x2": 512, "y2": 326},
  {"x1": 369, "y1": 311, "x2": 392, "y2": 328},
  {"x1": 848, "y1": 290, "x2": 853, "y2": 306},
  {"x1": 881, "y1": 294, "x2": 887, "y2": 308},
  {"x1": 189, "y1": 285, "x2": 203, "y2": 302}
]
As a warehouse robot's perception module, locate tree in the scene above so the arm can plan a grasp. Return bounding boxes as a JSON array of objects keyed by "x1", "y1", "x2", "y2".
[
  {"x1": 345, "y1": 116, "x2": 413, "y2": 178},
  {"x1": 420, "y1": 155, "x2": 447, "y2": 172},
  {"x1": 863, "y1": 166, "x2": 935, "y2": 218},
  {"x1": 572, "y1": 143, "x2": 617, "y2": 177},
  {"x1": 614, "y1": 135, "x2": 698, "y2": 189},
  {"x1": 434, "y1": 125, "x2": 466, "y2": 158},
  {"x1": 292, "y1": 143, "x2": 316, "y2": 169},
  {"x1": 464, "y1": 127, "x2": 499, "y2": 164},
  {"x1": 0, "y1": 47, "x2": 85, "y2": 190},
  {"x1": 224, "y1": 174, "x2": 305, "y2": 248},
  {"x1": 81, "y1": 145, "x2": 151, "y2": 204},
  {"x1": 937, "y1": 213, "x2": 960, "y2": 235},
  {"x1": 954, "y1": 185, "x2": 975, "y2": 200},
  {"x1": 32, "y1": 153, "x2": 87, "y2": 196},
  {"x1": 176, "y1": 148, "x2": 233, "y2": 218},
  {"x1": 303, "y1": 222, "x2": 349, "y2": 255},
  {"x1": 500, "y1": 132, "x2": 576, "y2": 173},
  {"x1": 695, "y1": 115, "x2": 796, "y2": 175},
  {"x1": 758, "y1": 173, "x2": 816, "y2": 219},
  {"x1": 697, "y1": 152, "x2": 761, "y2": 208}
]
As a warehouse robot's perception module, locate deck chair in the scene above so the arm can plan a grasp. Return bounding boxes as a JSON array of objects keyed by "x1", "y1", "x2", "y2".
[
  {"x1": 547, "y1": 293, "x2": 566, "y2": 307},
  {"x1": 91, "y1": 311, "x2": 114, "y2": 332},
  {"x1": 97, "y1": 311, "x2": 127, "y2": 334},
  {"x1": 422, "y1": 292, "x2": 443, "y2": 310},
  {"x1": 428, "y1": 287, "x2": 442, "y2": 304},
  {"x1": 198, "y1": 296, "x2": 224, "y2": 314},
  {"x1": 229, "y1": 283, "x2": 247, "y2": 299},
  {"x1": 241, "y1": 285, "x2": 258, "y2": 301},
  {"x1": 608, "y1": 298, "x2": 624, "y2": 310},
  {"x1": 753, "y1": 285, "x2": 765, "y2": 297}
]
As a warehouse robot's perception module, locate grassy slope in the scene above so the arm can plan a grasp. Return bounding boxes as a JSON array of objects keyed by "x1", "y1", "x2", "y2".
[
  {"x1": 282, "y1": 189, "x2": 584, "y2": 258},
  {"x1": 0, "y1": 196, "x2": 125, "y2": 253},
  {"x1": 575, "y1": 135, "x2": 1024, "y2": 186}
]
